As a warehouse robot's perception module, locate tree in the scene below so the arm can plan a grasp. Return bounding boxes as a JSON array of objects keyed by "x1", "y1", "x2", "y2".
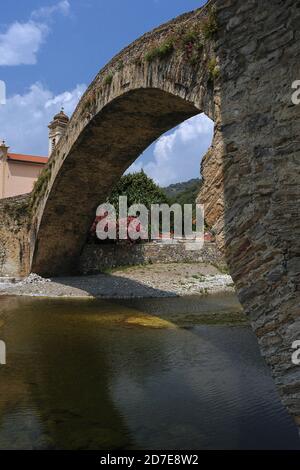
[
  {"x1": 107, "y1": 170, "x2": 169, "y2": 210},
  {"x1": 89, "y1": 171, "x2": 169, "y2": 244}
]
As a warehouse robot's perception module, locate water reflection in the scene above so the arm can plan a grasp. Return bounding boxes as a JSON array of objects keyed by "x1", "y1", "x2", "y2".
[{"x1": 0, "y1": 295, "x2": 299, "y2": 450}]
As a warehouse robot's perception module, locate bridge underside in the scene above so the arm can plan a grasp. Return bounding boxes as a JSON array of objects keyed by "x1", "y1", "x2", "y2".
[{"x1": 31, "y1": 89, "x2": 200, "y2": 275}]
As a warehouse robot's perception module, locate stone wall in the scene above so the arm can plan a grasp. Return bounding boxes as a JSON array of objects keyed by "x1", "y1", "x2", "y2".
[
  {"x1": 198, "y1": 127, "x2": 225, "y2": 249},
  {"x1": 79, "y1": 242, "x2": 225, "y2": 274},
  {"x1": 0, "y1": 195, "x2": 30, "y2": 277}
]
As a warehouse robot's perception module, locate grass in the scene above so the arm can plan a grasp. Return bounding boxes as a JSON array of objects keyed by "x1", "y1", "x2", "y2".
[
  {"x1": 103, "y1": 73, "x2": 114, "y2": 86},
  {"x1": 144, "y1": 7, "x2": 218, "y2": 67},
  {"x1": 181, "y1": 30, "x2": 199, "y2": 46},
  {"x1": 208, "y1": 57, "x2": 220, "y2": 81},
  {"x1": 181, "y1": 31, "x2": 204, "y2": 65},
  {"x1": 100, "y1": 263, "x2": 147, "y2": 274},
  {"x1": 202, "y1": 6, "x2": 219, "y2": 39},
  {"x1": 145, "y1": 40, "x2": 175, "y2": 62},
  {"x1": 84, "y1": 6, "x2": 219, "y2": 103},
  {"x1": 30, "y1": 167, "x2": 52, "y2": 210}
]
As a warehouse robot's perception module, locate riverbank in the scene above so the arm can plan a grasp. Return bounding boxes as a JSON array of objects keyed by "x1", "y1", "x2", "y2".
[{"x1": 0, "y1": 262, "x2": 234, "y2": 299}]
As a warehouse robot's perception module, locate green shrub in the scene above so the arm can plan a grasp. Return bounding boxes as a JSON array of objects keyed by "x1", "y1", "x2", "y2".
[
  {"x1": 202, "y1": 6, "x2": 218, "y2": 39},
  {"x1": 208, "y1": 57, "x2": 220, "y2": 81},
  {"x1": 145, "y1": 40, "x2": 174, "y2": 62},
  {"x1": 173, "y1": 25, "x2": 204, "y2": 65},
  {"x1": 103, "y1": 73, "x2": 114, "y2": 86},
  {"x1": 108, "y1": 170, "x2": 168, "y2": 211},
  {"x1": 181, "y1": 30, "x2": 199, "y2": 46}
]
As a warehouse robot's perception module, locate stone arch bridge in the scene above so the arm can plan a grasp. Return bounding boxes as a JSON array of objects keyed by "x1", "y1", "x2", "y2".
[{"x1": 0, "y1": 0, "x2": 299, "y2": 435}]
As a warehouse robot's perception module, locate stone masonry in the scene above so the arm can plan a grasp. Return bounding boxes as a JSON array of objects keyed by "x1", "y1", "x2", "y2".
[
  {"x1": 79, "y1": 242, "x2": 224, "y2": 274},
  {"x1": 0, "y1": 195, "x2": 30, "y2": 277}
]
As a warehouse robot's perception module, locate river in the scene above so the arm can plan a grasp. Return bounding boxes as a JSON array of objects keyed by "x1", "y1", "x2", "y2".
[{"x1": 0, "y1": 294, "x2": 299, "y2": 450}]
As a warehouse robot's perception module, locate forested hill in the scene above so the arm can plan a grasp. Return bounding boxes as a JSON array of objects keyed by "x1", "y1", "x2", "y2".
[{"x1": 162, "y1": 178, "x2": 202, "y2": 205}]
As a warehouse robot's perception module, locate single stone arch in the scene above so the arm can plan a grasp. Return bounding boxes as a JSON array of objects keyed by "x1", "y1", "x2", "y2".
[
  {"x1": 28, "y1": 0, "x2": 300, "y2": 434},
  {"x1": 29, "y1": 6, "x2": 217, "y2": 275}
]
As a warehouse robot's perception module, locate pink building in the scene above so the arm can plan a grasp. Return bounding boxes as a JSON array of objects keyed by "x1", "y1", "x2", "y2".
[
  {"x1": 0, "y1": 109, "x2": 69, "y2": 199},
  {"x1": 0, "y1": 144, "x2": 47, "y2": 198}
]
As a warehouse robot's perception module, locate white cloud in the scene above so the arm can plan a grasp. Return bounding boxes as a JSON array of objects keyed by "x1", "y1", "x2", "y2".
[
  {"x1": 0, "y1": 21, "x2": 48, "y2": 66},
  {"x1": 31, "y1": 1, "x2": 71, "y2": 20},
  {"x1": 0, "y1": 82, "x2": 86, "y2": 155},
  {"x1": 128, "y1": 114, "x2": 214, "y2": 186},
  {"x1": 0, "y1": 1, "x2": 71, "y2": 66}
]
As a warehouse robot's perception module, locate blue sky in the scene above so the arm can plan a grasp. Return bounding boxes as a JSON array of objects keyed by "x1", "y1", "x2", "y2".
[{"x1": 0, "y1": 0, "x2": 213, "y2": 186}]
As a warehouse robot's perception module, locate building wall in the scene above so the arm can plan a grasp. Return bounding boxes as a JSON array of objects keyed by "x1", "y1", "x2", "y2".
[
  {"x1": 0, "y1": 159, "x2": 5, "y2": 199},
  {"x1": 1, "y1": 161, "x2": 44, "y2": 198}
]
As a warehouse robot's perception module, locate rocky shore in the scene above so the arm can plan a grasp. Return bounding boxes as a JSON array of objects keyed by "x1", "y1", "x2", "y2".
[{"x1": 0, "y1": 263, "x2": 234, "y2": 299}]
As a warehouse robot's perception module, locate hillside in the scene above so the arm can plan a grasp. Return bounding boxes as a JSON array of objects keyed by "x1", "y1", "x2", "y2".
[{"x1": 162, "y1": 178, "x2": 202, "y2": 205}]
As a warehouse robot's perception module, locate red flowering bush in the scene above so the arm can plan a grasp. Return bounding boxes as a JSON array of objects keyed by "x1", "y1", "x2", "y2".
[{"x1": 90, "y1": 213, "x2": 147, "y2": 244}]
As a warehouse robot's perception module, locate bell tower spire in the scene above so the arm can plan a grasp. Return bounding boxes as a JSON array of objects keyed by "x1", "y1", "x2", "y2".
[{"x1": 48, "y1": 107, "x2": 69, "y2": 155}]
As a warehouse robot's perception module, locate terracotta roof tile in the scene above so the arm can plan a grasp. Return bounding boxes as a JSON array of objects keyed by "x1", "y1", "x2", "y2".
[{"x1": 7, "y1": 153, "x2": 48, "y2": 165}]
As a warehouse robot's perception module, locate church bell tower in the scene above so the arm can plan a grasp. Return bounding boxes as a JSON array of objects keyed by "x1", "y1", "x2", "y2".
[{"x1": 48, "y1": 108, "x2": 69, "y2": 155}]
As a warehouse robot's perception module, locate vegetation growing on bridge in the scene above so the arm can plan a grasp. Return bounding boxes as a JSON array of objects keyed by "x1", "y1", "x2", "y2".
[
  {"x1": 202, "y1": 5, "x2": 218, "y2": 39},
  {"x1": 29, "y1": 166, "x2": 52, "y2": 212},
  {"x1": 79, "y1": 5, "x2": 219, "y2": 120},
  {"x1": 103, "y1": 73, "x2": 114, "y2": 86},
  {"x1": 144, "y1": 5, "x2": 219, "y2": 71},
  {"x1": 176, "y1": 27, "x2": 205, "y2": 66},
  {"x1": 28, "y1": 6, "x2": 220, "y2": 216},
  {"x1": 145, "y1": 40, "x2": 175, "y2": 63},
  {"x1": 208, "y1": 57, "x2": 220, "y2": 81}
]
